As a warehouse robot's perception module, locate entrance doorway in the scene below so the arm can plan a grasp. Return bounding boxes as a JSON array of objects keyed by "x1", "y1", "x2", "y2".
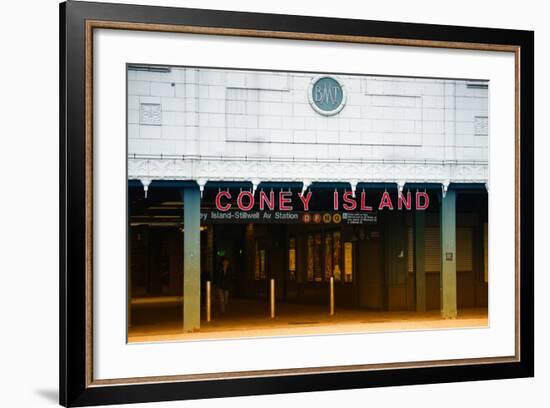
[{"x1": 358, "y1": 229, "x2": 385, "y2": 310}]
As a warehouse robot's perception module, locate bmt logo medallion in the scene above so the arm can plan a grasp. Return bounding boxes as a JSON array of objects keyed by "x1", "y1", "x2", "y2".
[{"x1": 308, "y1": 76, "x2": 346, "y2": 116}]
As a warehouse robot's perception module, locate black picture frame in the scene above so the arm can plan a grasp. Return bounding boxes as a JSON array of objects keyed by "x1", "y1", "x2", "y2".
[{"x1": 60, "y1": 1, "x2": 534, "y2": 406}]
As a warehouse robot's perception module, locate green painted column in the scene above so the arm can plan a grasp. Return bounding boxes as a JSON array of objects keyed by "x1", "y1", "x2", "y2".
[
  {"x1": 440, "y1": 189, "x2": 457, "y2": 319},
  {"x1": 415, "y1": 210, "x2": 426, "y2": 313},
  {"x1": 182, "y1": 186, "x2": 201, "y2": 332}
]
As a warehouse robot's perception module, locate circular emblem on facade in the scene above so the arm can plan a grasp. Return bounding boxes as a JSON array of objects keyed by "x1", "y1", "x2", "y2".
[{"x1": 308, "y1": 76, "x2": 346, "y2": 116}]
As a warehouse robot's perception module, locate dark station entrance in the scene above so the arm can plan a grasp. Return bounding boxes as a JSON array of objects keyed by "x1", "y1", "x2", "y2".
[{"x1": 128, "y1": 181, "x2": 489, "y2": 341}]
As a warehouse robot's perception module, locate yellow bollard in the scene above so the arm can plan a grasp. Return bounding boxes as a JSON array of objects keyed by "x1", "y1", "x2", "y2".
[
  {"x1": 330, "y1": 276, "x2": 335, "y2": 316},
  {"x1": 206, "y1": 280, "x2": 211, "y2": 322},
  {"x1": 270, "y1": 278, "x2": 275, "y2": 319}
]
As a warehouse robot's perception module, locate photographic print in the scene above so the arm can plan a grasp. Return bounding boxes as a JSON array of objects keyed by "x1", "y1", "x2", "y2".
[
  {"x1": 60, "y1": 2, "x2": 533, "y2": 404},
  {"x1": 127, "y1": 65, "x2": 489, "y2": 343}
]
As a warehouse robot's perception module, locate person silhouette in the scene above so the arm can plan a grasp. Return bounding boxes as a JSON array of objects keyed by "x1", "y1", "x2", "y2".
[{"x1": 213, "y1": 257, "x2": 233, "y2": 314}]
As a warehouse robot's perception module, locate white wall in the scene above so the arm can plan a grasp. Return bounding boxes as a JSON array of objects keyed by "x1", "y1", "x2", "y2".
[
  {"x1": 129, "y1": 68, "x2": 488, "y2": 162},
  {"x1": 128, "y1": 68, "x2": 488, "y2": 184},
  {"x1": 0, "y1": 1, "x2": 546, "y2": 408}
]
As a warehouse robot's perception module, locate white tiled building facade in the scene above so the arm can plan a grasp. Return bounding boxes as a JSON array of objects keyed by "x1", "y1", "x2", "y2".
[{"x1": 127, "y1": 66, "x2": 488, "y2": 192}]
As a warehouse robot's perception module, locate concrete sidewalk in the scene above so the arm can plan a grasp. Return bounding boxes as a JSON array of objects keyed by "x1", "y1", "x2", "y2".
[{"x1": 128, "y1": 299, "x2": 488, "y2": 343}]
